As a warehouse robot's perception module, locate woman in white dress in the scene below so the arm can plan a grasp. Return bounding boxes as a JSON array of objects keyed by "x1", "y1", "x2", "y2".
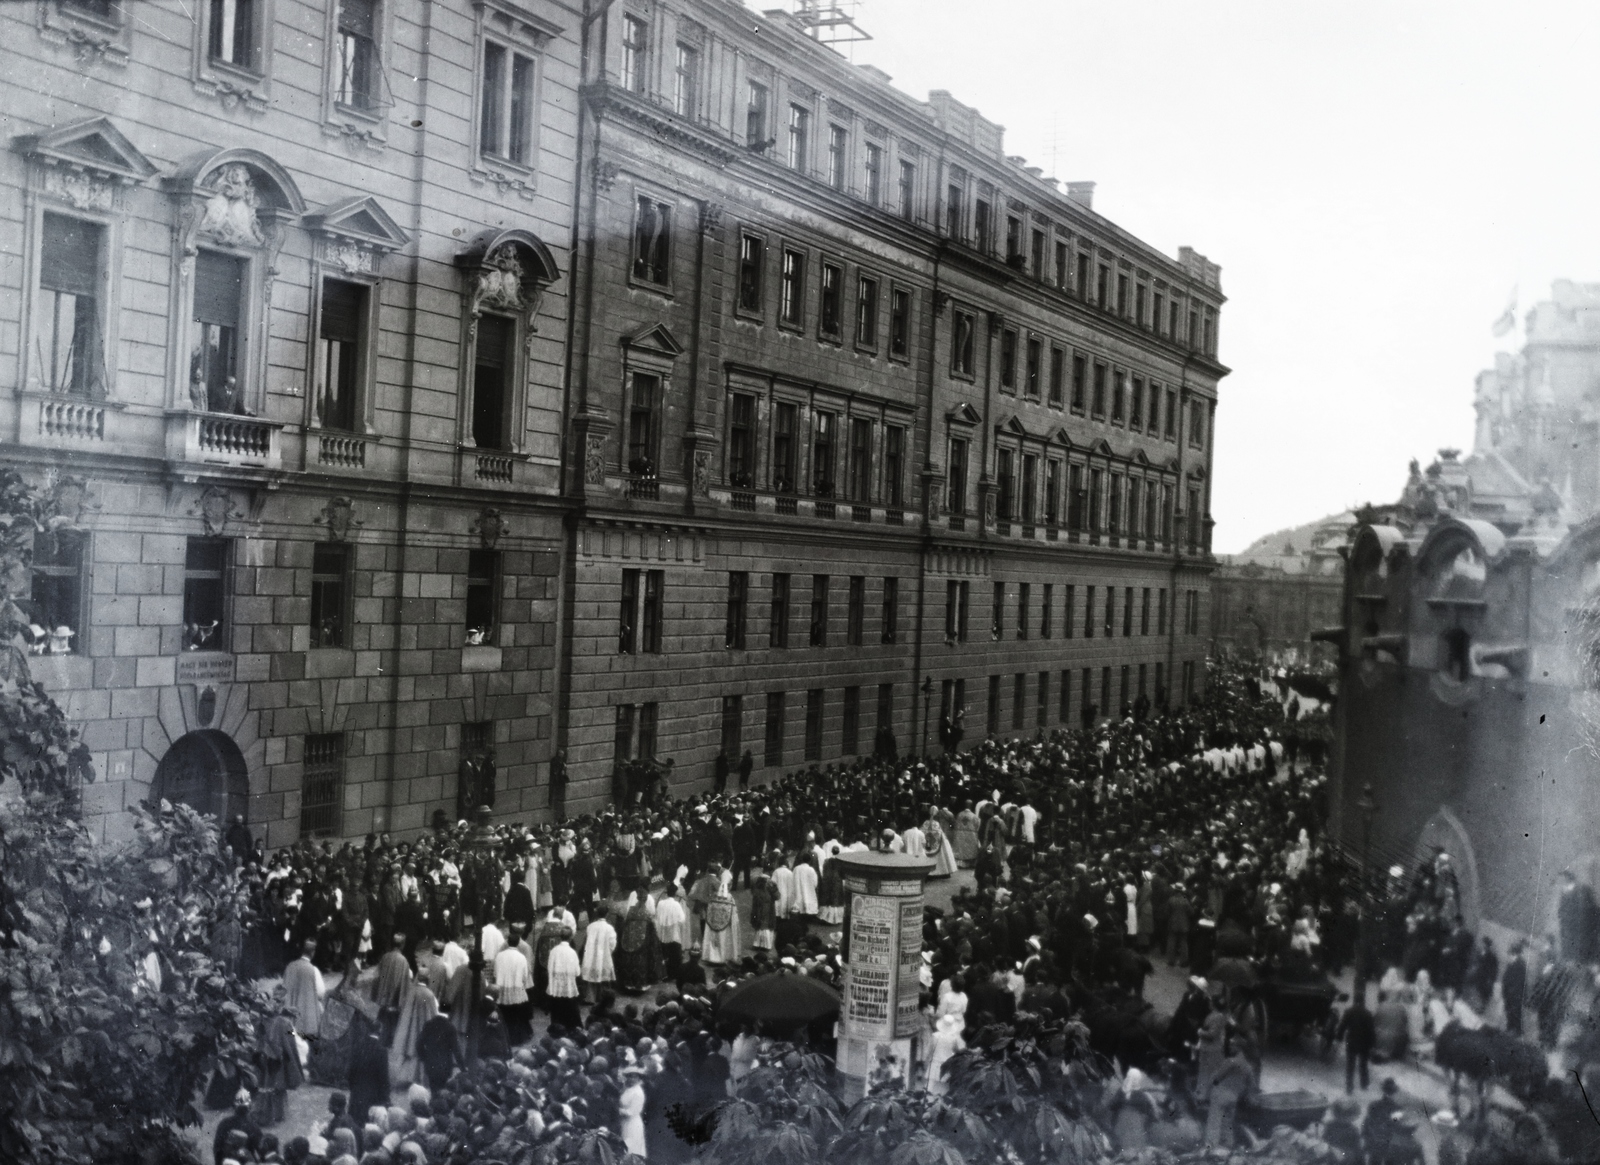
[
  {"x1": 616, "y1": 1067, "x2": 647, "y2": 1157},
  {"x1": 925, "y1": 1012, "x2": 966, "y2": 1095}
]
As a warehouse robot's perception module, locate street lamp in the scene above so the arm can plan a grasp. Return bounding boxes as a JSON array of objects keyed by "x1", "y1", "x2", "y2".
[
  {"x1": 920, "y1": 676, "x2": 934, "y2": 757},
  {"x1": 1354, "y1": 781, "x2": 1377, "y2": 1000}
]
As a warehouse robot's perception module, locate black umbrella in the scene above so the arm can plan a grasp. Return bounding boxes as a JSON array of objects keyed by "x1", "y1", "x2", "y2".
[{"x1": 716, "y1": 972, "x2": 842, "y2": 1027}]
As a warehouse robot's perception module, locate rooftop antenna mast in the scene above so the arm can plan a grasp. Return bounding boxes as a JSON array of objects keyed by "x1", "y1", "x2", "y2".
[{"x1": 794, "y1": 0, "x2": 871, "y2": 52}]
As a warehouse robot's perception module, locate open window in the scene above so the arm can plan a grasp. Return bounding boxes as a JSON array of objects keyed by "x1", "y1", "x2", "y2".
[
  {"x1": 469, "y1": 0, "x2": 560, "y2": 195},
  {"x1": 192, "y1": 0, "x2": 275, "y2": 112}
]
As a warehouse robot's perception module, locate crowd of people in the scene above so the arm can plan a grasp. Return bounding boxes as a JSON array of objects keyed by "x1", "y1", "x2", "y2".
[{"x1": 198, "y1": 662, "x2": 1570, "y2": 1165}]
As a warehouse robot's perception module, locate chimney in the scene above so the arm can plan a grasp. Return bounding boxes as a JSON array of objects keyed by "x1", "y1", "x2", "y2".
[{"x1": 1065, "y1": 181, "x2": 1095, "y2": 210}]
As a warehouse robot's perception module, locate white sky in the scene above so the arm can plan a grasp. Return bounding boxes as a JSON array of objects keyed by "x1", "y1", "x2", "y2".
[{"x1": 838, "y1": 0, "x2": 1600, "y2": 552}]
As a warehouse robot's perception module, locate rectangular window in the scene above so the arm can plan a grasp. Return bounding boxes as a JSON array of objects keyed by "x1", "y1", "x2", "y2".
[
  {"x1": 1071, "y1": 353, "x2": 1087, "y2": 412},
  {"x1": 1067, "y1": 464, "x2": 1084, "y2": 531},
  {"x1": 1148, "y1": 381, "x2": 1163, "y2": 432},
  {"x1": 1153, "y1": 291, "x2": 1165, "y2": 334},
  {"x1": 842, "y1": 686, "x2": 861, "y2": 754},
  {"x1": 1139, "y1": 663, "x2": 1148, "y2": 698},
  {"x1": 746, "y1": 79, "x2": 768, "y2": 144},
  {"x1": 626, "y1": 371, "x2": 660, "y2": 477},
  {"x1": 1012, "y1": 673, "x2": 1026, "y2": 730},
  {"x1": 1076, "y1": 252, "x2": 1091, "y2": 299},
  {"x1": 673, "y1": 42, "x2": 699, "y2": 116},
  {"x1": 1155, "y1": 661, "x2": 1165, "y2": 704},
  {"x1": 1063, "y1": 583, "x2": 1075, "y2": 640},
  {"x1": 773, "y1": 402, "x2": 798, "y2": 493},
  {"x1": 847, "y1": 575, "x2": 865, "y2": 646},
  {"x1": 828, "y1": 124, "x2": 849, "y2": 190},
  {"x1": 1005, "y1": 215, "x2": 1023, "y2": 263},
  {"x1": 944, "y1": 579, "x2": 968, "y2": 642},
  {"x1": 1037, "y1": 671, "x2": 1049, "y2": 728},
  {"x1": 619, "y1": 568, "x2": 639, "y2": 653},
  {"x1": 639, "y1": 704, "x2": 659, "y2": 764},
  {"x1": 884, "y1": 425, "x2": 904, "y2": 506},
  {"x1": 480, "y1": 42, "x2": 537, "y2": 165},
  {"x1": 316, "y1": 279, "x2": 364, "y2": 432},
  {"x1": 1108, "y1": 473, "x2": 1122, "y2": 534},
  {"x1": 728, "y1": 393, "x2": 755, "y2": 487},
  {"x1": 996, "y1": 448, "x2": 1014, "y2": 520},
  {"x1": 721, "y1": 694, "x2": 742, "y2": 761},
  {"x1": 621, "y1": 15, "x2": 648, "y2": 92},
  {"x1": 1097, "y1": 263, "x2": 1109, "y2": 308},
  {"x1": 209, "y1": 0, "x2": 256, "y2": 67},
  {"x1": 1141, "y1": 587, "x2": 1152, "y2": 635},
  {"x1": 1135, "y1": 283, "x2": 1147, "y2": 327},
  {"x1": 848, "y1": 417, "x2": 873, "y2": 502},
  {"x1": 1059, "y1": 668, "x2": 1072, "y2": 723},
  {"x1": 1165, "y1": 388, "x2": 1178, "y2": 440},
  {"x1": 770, "y1": 572, "x2": 790, "y2": 648},
  {"x1": 641, "y1": 569, "x2": 663, "y2": 652},
  {"x1": 632, "y1": 196, "x2": 671, "y2": 285},
  {"x1": 999, "y1": 328, "x2": 1017, "y2": 391},
  {"x1": 820, "y1": 263, "x2": 842, "y2": 337},
  {"x1": 183, "y1": 538, "x2": 229, "y2": 652},
  {"x1": 310, "y1": 542, "x2": 350, "y2": 648},
  {"x1": 812, "y1": 410, "x2": 836, "y2": 496},
  {"x1": 31, "y1": 530, "x2": 85, "y2": 651},
  {"x1": 1045, "y1": 460, "x2": 1060, "y2": 526},
  {"x1": 1089, "y1": 469, "x2": 1103, "y2": 533},
  {"x1": 1091, "y1": 362, "x2": 1107, "y2": 417},
  {"x1": 1188, "y1": 487, "x2": 1202, "y2": 549},
  {"x1": 301, "y1": 732, "x2": 345, "y2": 838},
  {"x1": 1183, "y1": 660, "x2": 1196, "y2": 703},
  {"x1": 36, "y1": 213, "x2": 103, "y2": 397},
  {"x1": 465, "y1": 549, "x2": 498, "y2": 644},
  {"x1": 192, "y1": 250, "x2": 244, "y2": 413},
  {"x1": 1020, "y1": 454, "x2": 1037, "y2": 524},
  {"x1": 1117, "y1": 272, "x2": 1129, "y2": 316},
  {"x1": 809, "y1": 574, "x2": 829, "y2": 646},
  {"x1": 1191, "y1": 401, "x2": 1208, "y2": 449},
  {"x1": 899, "y1": 159, "x2": 916, "y2": 219},
  {"x1": 336, "y1": 0, "x2": 379, "y2": 110},
  {"x1": 986, "y1": 674, "x2": 1001, "y2": 735},
  {"x1": 889, "y1": 288, "x2": 910, "y2": 358},
  {"x1": 947, "y1": 437, "x2": 969, "y2": 514},
  {"x1": 1111, "y1": 370, "x2": 1126, "y2": 423},
  {"x1": 973, "y1": 199, "x2": 992, "y2": 251},
  {"x1": 951, "y1": 310, "x2": 976, "y2": 376},
  {"x1": 1041, "y1": 583, "x2": 1053, "y2": 638},
  {"x1": 945, "y1": 178, "x2": 963, "y2": 238},
  {"x1": 856, "y1": 275, "x2": 878, "y2": 347},
  {"x1": 877, "y1": 682, "x2": 894, "y2": 741},
  {"x1": 725, "y1": 570, "x2": 748, "y2": 648},
  {"x1": 764, "y1": 691, "x2": 785, "y2": 765},
  {"x1": 1204, "y1": 306, "x2": 1217, "y2": 354},
  {"x1": 1120, "y1": 665, "x2": 1131, "y2": 715},
  {"x1": 864, "y1": 142, "x2": 883, "y2": 205},
  {"x1": 613, "y1": 704, "x2": 635, "y2": 769},
  {"x1": 1031, "y1": 229, "x2": 1046, "y2": 277},
  {"x1": 1189, "y1": 306, "x2": 1200, "y2": 348},
  {"x1": 472, "y1": 313, "x2": 512, "y2": 451},
  {"x1": 991, "y1": 581, "x2": 1005, "y2": 640},
  {"x1": 1158, "y1": 587, "x2": 1169, "y2": 635},
  {"x1": 1170, "y1": 298, "x2": 1181, "y2": 338},
  {"x1": 805, "y1": 688, "x2": 824, "y2": 760},
  {"x1": 881, "y1": 576, "x2": 899, "y2": 644},
  {"x1": 737, "y1": 232, "x2": 764, "y2": 313},
  {"x1": 1103, "y1": 585, "x2": 1114, "y2": 637},
  {"x1": 1025, "y1": 337, "x2": 1041, "y2": 399},
  {"x1": 1123, "y1": 585, "x2": 1134, "y2": 637},
  {"x1": 1129, "y1": 377, "x2": 1144, "y2": 432},
  {"x1": 1084, "y1": 584, "x2": 1095, "y2": 639},
  {"x1": 1055, "y1": 240, "x2": 1069, "y2": 287},
  {"x1": 787, "y1": 103, "x2": 810, "y2": 170},
  {"x1": 779, "y1": 249, "x2": 805, "y2": 326},
  {"x1": 1017, "y1": 581, "x2": 1030, "y2": 640},
  {"x1": 1048, "y1": 346, "x2": 1064, "y2": 407},
  {"x1": 1101, "y1": 666, "x2": 1112, "y2": 716}
]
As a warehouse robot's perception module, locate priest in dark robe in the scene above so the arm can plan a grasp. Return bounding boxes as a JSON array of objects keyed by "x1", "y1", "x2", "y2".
[{"x1": 614, "y1": 896, "x2": 662, "y2": 993}]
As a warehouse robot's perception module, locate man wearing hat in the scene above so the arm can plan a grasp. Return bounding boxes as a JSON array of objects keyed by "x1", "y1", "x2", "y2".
[
  {"x1": 1334, "y1": 989, "x2": 1376, "y2": 1094},
  {"x1": 1362, "y1": 1078, "x2": 1403, "y2": 1162},
  {"x1": 212, "y1": 1088, "x2": 261, "y2": 1165}
]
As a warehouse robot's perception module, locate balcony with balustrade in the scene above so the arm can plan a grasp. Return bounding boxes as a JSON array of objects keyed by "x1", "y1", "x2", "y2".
[{"x1": 165, "y1": 409, "x2": 284, "y2": 478}]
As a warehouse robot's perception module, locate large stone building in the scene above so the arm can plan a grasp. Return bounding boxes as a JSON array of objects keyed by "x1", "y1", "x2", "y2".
[
  {"x1": 3, "y1": 0, "x2": 1226, "y2": 845},
  {"x1": 1209, "y1": 513, "x2": 1349, "y2": 664}
]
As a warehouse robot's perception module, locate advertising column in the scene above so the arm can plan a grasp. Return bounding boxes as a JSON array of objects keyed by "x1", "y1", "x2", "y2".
[{"x1": 831, "y1": 851, "x2": 933, "y2": 1099}]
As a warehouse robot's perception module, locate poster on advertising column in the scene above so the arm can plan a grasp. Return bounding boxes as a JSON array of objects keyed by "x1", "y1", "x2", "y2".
[
  {"x1": 895, "y1": 896, "x2": 924, "y2": 1038},
  {"x1": 845, "y1": 893, "x2": 898, "y2": 1040}
]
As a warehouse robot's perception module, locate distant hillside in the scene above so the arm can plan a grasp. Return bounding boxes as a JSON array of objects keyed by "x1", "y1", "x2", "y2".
[{"x1": 1223, "y1": 511, "x2": 1355, "y2": 572}]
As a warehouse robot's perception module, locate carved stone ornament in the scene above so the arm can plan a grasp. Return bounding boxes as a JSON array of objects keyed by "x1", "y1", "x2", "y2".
[
  {"x1": 693, "y1": 450, "x2": 712, "y2": 496},
  {"x1": 473, "y1": 245, "x2": 525, "y2": 314},
  {"x1": 194, "y1": 485, "x2": 243, "y2": 537},
  {"x1": 585, "y1": 435, "x2": 607, "y2": 485},
  {"x1": 43, "y1": 168, "x2": 114, "y2": 212},
  {"x1": 314, "y1": 495, "x2": 363, "y2": 541},
  {"x1": 196, "y1": 685, "x2": 217, "y2": 727},
  {"x1": 472, "y1": 507, "x2": 507, "y2": 549},
  {"x1": 700, "y1": 202, "x2": 724, "y2": 236},
  {"x1": 326, "y1": 238, "x2": 374, "y2": 275},
  {"x1": 44, "y1": 472, "x2": 96, "y2": 529},
  {"x1": 933, "y1": 290, "x2": 951, "y2": 316},
  {"x1": 198, "y1": 163, "x2": 265, "y2": 247},
  {"x1": 595, "y1": 161, "x2": 622, "y2": 192}
]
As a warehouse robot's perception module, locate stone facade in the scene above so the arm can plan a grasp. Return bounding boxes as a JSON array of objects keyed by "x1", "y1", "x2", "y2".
[
  {"x1": 1210, "y1": 512, "x2": 1349, "y2": 664},
  {"x1": 2, "y1": 0, "x2": 579, "y2": 844},
  {"x1": 2, "y1": 0, "x2": 1227, "y2": 842}
]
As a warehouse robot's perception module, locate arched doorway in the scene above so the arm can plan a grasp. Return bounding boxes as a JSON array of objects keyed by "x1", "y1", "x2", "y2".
[{"x1": 150, "y1": 730, "x2": 249, "y2": 823}]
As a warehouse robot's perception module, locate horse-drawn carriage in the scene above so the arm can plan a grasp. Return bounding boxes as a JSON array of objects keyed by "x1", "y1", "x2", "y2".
[{"x1": 1213, "y1": 952, "x2": 1342, "y2": 1048}]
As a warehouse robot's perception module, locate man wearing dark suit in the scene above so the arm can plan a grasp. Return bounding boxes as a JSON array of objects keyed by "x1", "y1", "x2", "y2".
[
  {"x1": 1502, "y1": 943, "x2": 1528, "y2": 1036},
  {"x1": 1335, "y1": 994, "x2": 1376, "y2": 1093}
]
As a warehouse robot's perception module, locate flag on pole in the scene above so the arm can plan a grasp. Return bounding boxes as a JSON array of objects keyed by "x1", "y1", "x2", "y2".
[{"x1": 1491, "y1": 286, "x2": 1517, "y2": 337}]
